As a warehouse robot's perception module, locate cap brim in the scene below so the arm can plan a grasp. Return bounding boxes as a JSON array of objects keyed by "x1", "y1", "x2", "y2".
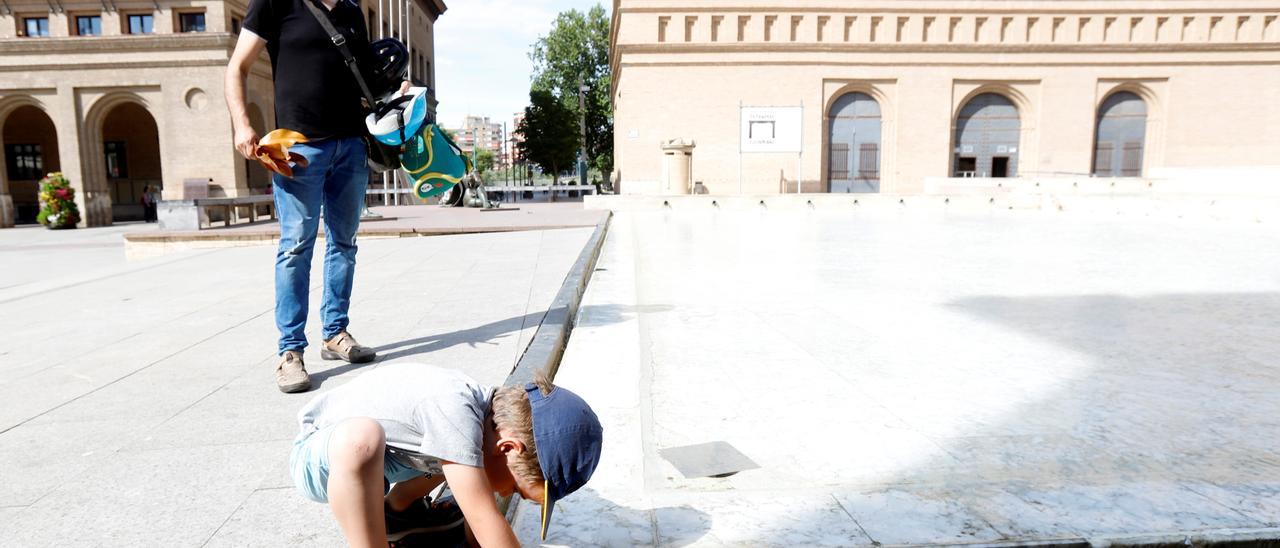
[{"x1": 539, "y1": 479, "x2": 557, "y2": 541}]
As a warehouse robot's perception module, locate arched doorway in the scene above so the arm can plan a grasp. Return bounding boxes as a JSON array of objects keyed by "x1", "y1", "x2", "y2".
[
  {"x1": 245, "y1": 104, "x2": 271, "y2": 192},
  {"x1": 827, "y1": 92, "x2": 882, "y2": 193},
  {"x1": 101, "y1": 102, "x2": 161, "y2": 222},
  {"x1": 953, "y1": 93, "x2": 1020, "y2": 178},
  {"x1": 2, "y1": 105, "x2": 60, "y2": 224},
  {"x1": 1093, "y1": 91, "x2": 1147, "y2": 177}
]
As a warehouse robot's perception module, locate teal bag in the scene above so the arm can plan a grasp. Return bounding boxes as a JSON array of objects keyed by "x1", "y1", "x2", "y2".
[{"x1": 402, "y1": 124, "x2": 472, "y2": 198}]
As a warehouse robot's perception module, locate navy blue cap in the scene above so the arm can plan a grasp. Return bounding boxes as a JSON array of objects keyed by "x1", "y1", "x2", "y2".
[{"x1": 525, "y1": 383, "x2": 603, "y2": 541}]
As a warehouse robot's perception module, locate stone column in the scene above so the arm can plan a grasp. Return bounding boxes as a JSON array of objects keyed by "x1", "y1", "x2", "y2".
[
  {"x1": 0, "y1": 162, "x2": 13, "y2": 228},
  {"x1": 0, "y1": 106, "x2": 19, "y2": 227},
  {"x1": 55, "y1": 88, "x2": 87, "y2": 226},
  {"x1": 53, "y1": 85, "x2": 110, "y2": 227},
  {"x1": 661, "y1": 139, "x2": 696, "y2": 195}
]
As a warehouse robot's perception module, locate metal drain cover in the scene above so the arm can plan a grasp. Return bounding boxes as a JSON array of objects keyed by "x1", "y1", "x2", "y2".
[{"x1": 659, "y1": 441, "x2": 759, "y2": 479}]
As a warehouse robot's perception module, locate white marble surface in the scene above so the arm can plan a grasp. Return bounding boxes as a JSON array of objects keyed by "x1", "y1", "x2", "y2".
[{"x1": 515, "y1": 208, "x2": 1280, "y2": 545}]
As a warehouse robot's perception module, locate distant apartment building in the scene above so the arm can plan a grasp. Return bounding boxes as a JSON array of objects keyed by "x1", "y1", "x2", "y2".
[
  {"x1": 611, "y1": 0, "x2": 1280, "y2": 195},
  {"x1": 453, "y1": 114, "x2": 508, "y2": 166},
  {"x1": 0, "y1": 0, "x2": 446, "y2": 228},
  {"x1": 509, "y1": 111, "x2": 524, "y2": 168}
]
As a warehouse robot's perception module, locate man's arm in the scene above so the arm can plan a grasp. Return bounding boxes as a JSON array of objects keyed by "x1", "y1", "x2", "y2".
[
  {"x1": 225, "y1": 31, "x2": 268, "y2": 160},
  {"x1": 441, "y1": 462, "x2": 519, "y2": 548}
]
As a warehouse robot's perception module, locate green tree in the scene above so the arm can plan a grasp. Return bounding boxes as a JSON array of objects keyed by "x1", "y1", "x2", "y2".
[
  {"x1": 529, "y1": 4, "x2": 613, "y2": 176},
  {"x1": 516, "y1": 89, "x2": 579, "y2": 184},
  {"x1": 475, "y1": 148, "x2": 496, "y2": 174}
]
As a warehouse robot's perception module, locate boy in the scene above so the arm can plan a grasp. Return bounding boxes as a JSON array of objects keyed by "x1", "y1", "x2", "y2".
[{"x1": 290, "y1": 362, "x2": 603, "y2": 547}]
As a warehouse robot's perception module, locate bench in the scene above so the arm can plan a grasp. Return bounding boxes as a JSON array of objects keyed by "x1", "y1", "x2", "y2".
[{"x1": 195, "y1": 195, "x2": 276, "y2": 228}]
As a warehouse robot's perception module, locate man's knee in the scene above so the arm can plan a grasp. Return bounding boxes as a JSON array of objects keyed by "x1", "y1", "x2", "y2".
[
  {"x1": 329, "y1": 418, "x2": 385, "y2": 469},
  {"x1": 278, "y1": 234, "x2": 317, "y2": 261}
]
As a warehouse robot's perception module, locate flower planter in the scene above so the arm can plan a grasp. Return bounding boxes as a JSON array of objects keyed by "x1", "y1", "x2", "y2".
[{"x1": 36, "y1": 172, "x2": 81, "y2": 230}]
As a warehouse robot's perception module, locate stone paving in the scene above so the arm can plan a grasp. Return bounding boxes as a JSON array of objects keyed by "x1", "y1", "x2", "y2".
[
  {"x1": 0, "y1": 218, "x2": 594, "y2": 546},
  {"x1": 146, "y1": 202, "x2": 606, "y2": 236},
  {"x1": 123, "y1": 203, "x2": 607, "y2": 259},
  {"x1": 513, "y1": 208, "x2": 1280, "y2": 546}
]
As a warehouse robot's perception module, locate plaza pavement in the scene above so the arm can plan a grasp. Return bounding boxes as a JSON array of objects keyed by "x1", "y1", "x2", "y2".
[
  {"x1": 513, "y1": 207, "x2": 1280, "y2": 546},
  {"x1": 0, "y1": 216, "x2": 596, "y2": 546},
  {"x1": 124, "y1": 203, "x2": 607, "y2": 258}
]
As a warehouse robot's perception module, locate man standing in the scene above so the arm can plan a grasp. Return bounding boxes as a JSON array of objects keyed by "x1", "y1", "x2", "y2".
[{"x1": 225, "y1": 0, "x2": 377, "y2": 393}]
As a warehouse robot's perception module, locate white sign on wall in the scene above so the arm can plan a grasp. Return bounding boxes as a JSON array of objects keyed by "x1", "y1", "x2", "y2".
[{"x1": 740, "y1": 107, "x2": 802, "y2": 153}]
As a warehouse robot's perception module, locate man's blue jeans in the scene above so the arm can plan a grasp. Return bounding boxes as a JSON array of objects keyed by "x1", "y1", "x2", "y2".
[{"x1": 272, "y1": 137, "x2": 368, "y2": 354}]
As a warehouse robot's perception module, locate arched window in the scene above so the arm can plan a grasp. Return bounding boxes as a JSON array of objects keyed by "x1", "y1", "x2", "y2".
[
  {"x1": 1093, "y1": 91, "x2": 1147, "y2": 177},
  {"x1": 827, "y1": 92, "x2": 881, "y2": 193},
  {"x1": 953, "y1": 93, "x2": 1020, "y2": 178}
]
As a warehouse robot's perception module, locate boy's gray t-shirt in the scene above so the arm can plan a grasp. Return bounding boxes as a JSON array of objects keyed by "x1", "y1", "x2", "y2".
[{"x1": 297, "y1": 363, "x2": 495, "y2": 474}]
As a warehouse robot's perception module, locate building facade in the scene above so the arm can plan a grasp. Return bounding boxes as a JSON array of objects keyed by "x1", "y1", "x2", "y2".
[
  {"x1": 453, "y1": 114, "x2": 506, "y2": 166},
  {"x1": 0, "y1": 0, "x2": 444, "y2": 227},
  {"x1": 610, "y1": 0, "x2": 1280, "y2": 195}
]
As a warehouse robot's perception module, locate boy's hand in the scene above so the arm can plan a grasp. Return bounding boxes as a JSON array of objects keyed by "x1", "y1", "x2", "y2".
[{"x1": 441, "y1": 462, "x2": 519, "y2": 548}]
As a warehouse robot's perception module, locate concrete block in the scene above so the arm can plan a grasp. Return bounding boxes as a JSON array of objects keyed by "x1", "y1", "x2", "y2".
[
  {"x1": 1003, "y1": 482, "x2": 1266, "y2": 536},
  {"x1": 202, "y1": 487, "x2": 344, "y2": 547},
  {"x1": 129, "y1": 382, "x2": 299, "y2": 452},
  {"x1": 1181, "y1": 481, "x2": 1280, "y2": 528},
  {"x1": 834, "y1": 488, "x2": 1005, "y2": 545},
  {"x1": 157, "y1": 199, "x2": 204, "y2": 231},
  {"x1": 5, "y1": 441, "x2": 281, "y2": 546},
  {"x1": 655, "y1": 493, "x2": 874, "y2": 547},
  {"x1": 514, "y1": 489, "x2": 657, "y2": 547},
  {"x1": 0, "y1": 419, "x2": 146, "y2": 506}
]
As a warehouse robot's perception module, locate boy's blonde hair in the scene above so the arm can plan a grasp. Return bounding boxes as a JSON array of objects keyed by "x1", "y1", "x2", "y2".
[{"x1": 491, "y1": 371, "x2": 554, "y2": 486}]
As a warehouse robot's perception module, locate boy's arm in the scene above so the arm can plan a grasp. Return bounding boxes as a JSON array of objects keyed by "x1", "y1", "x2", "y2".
[{"x1": 441, "y1": 462, "x2": 519, "y2": 548}]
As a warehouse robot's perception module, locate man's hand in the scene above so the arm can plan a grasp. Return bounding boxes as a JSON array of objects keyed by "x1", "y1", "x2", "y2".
[
  {"x1": 441, "y1": 462, "x2": 519, "y2": 548},
  {"x1": 399, "y1": 80, "x2": 412, "y2": 95},
  {"x1": 235, "y1": 125, "x2": 260, "y2": 160}
]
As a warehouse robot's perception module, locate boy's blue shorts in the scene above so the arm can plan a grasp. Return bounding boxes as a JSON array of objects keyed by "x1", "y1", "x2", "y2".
[{"x1": 289, "y1": 424, "x2": 426, "y2": 503}]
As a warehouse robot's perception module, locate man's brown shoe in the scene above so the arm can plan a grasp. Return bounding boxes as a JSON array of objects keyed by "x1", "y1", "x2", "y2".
[
  {"x1": 276, "y1": 350, "x2": 312, "y2": 393},
  {"x1": 322, "y1": 331, "x2": 376, "y2": 364}
]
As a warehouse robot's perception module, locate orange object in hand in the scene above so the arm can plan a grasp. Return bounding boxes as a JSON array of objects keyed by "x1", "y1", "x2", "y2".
[{"x1": 255, "y1": 129, "x2": 310, "y2": 178}]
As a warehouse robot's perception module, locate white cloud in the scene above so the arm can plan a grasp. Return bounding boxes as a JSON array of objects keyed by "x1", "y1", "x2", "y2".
[{"x1": 432, "y1": 0, "x2": 609, "y2": 129}]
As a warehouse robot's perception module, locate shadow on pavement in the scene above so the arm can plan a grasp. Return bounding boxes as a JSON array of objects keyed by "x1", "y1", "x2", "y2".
[
  {"x1": 833, "y1": 291, "x2": 1280, "y2": 542},
  {"x1": 528, "y1": 488, "x2": 711, "y2": 547},
  {"x1": 311, "y1": 305, "x2": 654, "y2": 387}
]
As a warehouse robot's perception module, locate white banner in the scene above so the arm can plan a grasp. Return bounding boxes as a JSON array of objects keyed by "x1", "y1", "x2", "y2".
[{"x1": 741, "y1": 107, "x2": 802, "y2": 153}]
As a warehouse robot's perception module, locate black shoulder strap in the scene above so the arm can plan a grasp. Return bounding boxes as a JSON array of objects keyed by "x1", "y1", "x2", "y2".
[{"x1": 301, "y1": 0, "x2": 378, "y2": 109}]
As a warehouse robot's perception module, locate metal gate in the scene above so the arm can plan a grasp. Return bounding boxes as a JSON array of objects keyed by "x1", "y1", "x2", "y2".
[
  {"x1": 827, "y1": 92, "x2": 881, "y2": 193},
  {"x1": 953, "y1": 93, "x2": 1020, "y2": 178},
  {"x1": 1093, "y1": 91, "x2": 1147, "y2": 177}
]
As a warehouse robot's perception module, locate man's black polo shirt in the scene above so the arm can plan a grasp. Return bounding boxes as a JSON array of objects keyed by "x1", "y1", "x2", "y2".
[{"x1": 243, "y1": 0, "x2": 371, "y2": 140}]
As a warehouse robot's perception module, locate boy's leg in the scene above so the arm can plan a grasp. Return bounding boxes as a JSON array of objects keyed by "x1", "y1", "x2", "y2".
[
  {"x1": 328, "y1": 417, "x2": 390, "y2": 548},
  {"x1": 318, "y1": 137, "x2": 369, "y2": 343},
  {"x1": 386, "y1": 474, "x2": 446, "y2": 512},
  {"x1": 273, "y1": 141, "x2": 332, "y2": 354}
]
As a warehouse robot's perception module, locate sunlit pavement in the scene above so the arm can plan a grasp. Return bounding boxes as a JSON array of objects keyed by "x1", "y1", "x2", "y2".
[{"x1": 0, "y1": 224, "x2": 592, "y2": 546}]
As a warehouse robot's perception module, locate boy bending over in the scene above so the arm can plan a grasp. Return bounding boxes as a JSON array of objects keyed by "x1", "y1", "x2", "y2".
[{"x1": 289, "y1": 362, "x2": 603, "y2": 547}]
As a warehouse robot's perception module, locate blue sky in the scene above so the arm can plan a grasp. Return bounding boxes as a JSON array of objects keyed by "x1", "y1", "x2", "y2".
[{"x1": 433, "y1": 0, "x2": 610, "y2": 130}]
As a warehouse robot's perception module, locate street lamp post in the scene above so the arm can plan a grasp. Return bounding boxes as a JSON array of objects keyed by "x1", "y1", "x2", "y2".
[{"x1": 578, "y1": 73, "x2": 588, "y2": 187}]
